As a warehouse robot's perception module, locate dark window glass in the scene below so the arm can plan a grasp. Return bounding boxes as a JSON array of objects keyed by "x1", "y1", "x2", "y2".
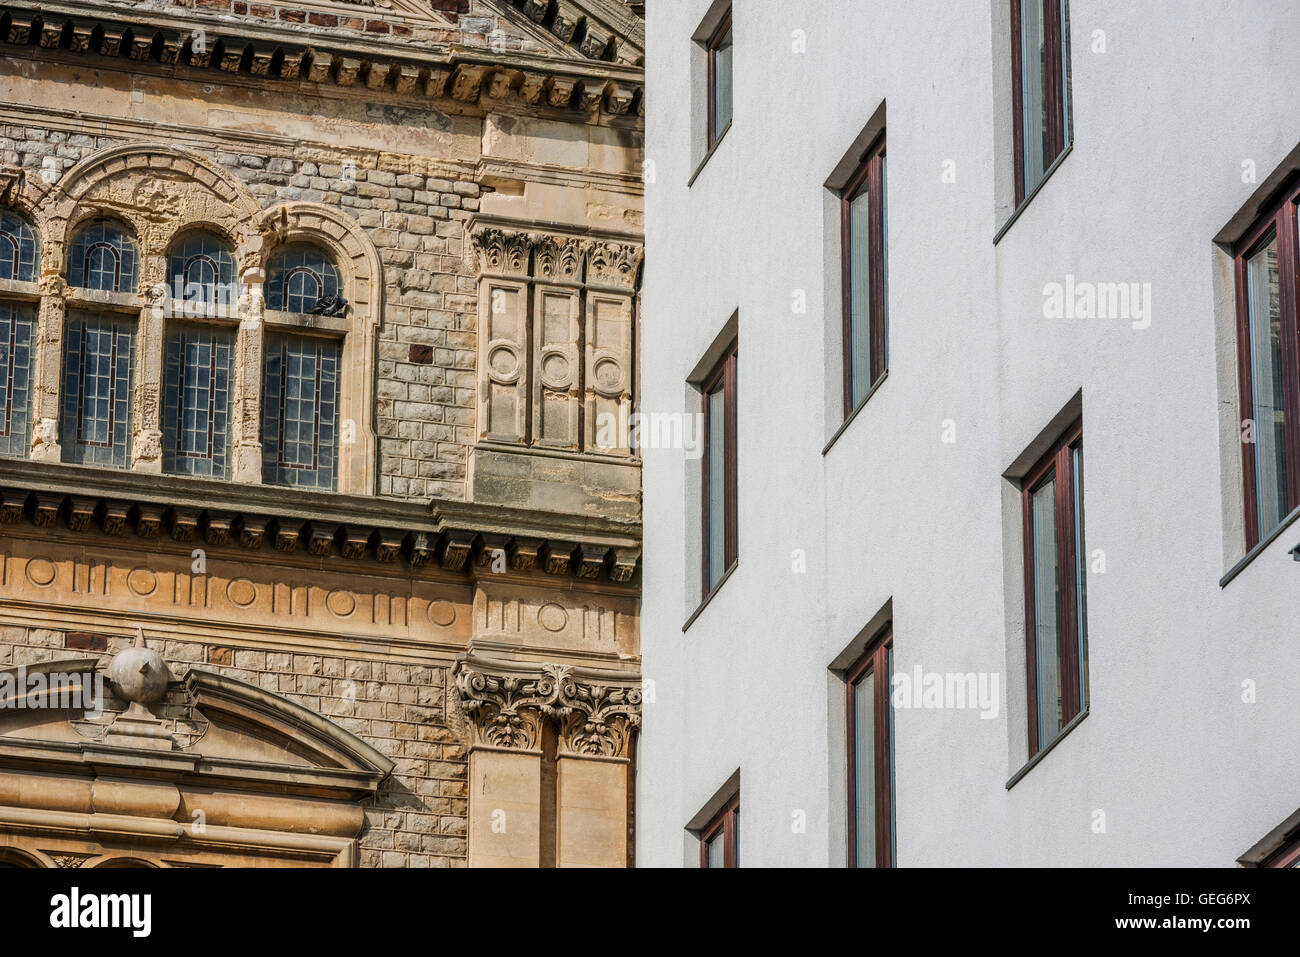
[
  {"x1": 68, "y1": 221, "x2": 138, "y2": 293},
  {"x1": 162, "y1": 325, "x2": 233, "y2": 477},
  {"x1": 701, "y1": 342, "x2": 737, "y2": 593},
  {"x1": 0, "y1": 209, "x2": 39, "y2": 282},
  {"x1": 842, "y1": 135, "x2": 888, "y2": 414},
  {"x1": 262, "y1": 333, "x2": 340, "y2": 490},
  {"x1": 847, "y1": 628, "x2": 895, "y2": 867},
  {"x1": 707, "y1": 10, "x2": 734, "y2": 147},
  {"x1": 168, "y1": 232, "x2": 237, "y2": 307},
  {"x1": 265, "y1": 245, "x2": 342, "y2": 314},
  {"x1": 0, "y1": 303, "x2": 35, "y2": 458},
  {"x1": 60, "y1": 315, "x2": 135, "y2": 467}
]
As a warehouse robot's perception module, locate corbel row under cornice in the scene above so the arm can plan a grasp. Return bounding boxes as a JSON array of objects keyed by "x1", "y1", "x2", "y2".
[
  {"x1": 0, "y1": 4, "x2": 644, "y2": 119},
  {"x1": 0, "y1": 459, "x2": 641, "y2": 584}
]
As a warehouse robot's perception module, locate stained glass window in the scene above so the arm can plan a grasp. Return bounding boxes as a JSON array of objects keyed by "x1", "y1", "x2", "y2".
[
  {"x1": 60, "y1": 315, "x2": 135, "y2": 467},
  {"x1": 0, "y1": 209, "x2": 38, "y2": 282},
  {"x1": 163, "y1": 325, "x2": 233, "y2": 477},
  {"x1": 262, "y1": 333, "x2": 339, "y2": 490},
  {"x1": 68, "y1": 220, "x2": 138, "y2": 293},
  {"x1": 265, "y1": 245, "x2": 341, "y2": 314}
]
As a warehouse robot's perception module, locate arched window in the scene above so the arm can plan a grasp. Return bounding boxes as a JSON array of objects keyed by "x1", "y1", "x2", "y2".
[
  {"x1": 0, "y1": 209, "x2": 38, "y2": 282},
  {"x1": 262, "y1": 333, "x2": 339, "y2": 490},
  {"x1": 68, "y1": 220, "x2": 138, "y2": 293},
  {"x1": 163, "y1": 324, "x2": 233, "y2": 478},
  {"x1": 265, "y1": 245, "x2": 341, "y2": 314},
  {"x1": 60, "y1": 315, "x2": 135, "y2": 467},
  {"x1": 168, "y1": 231, "x2": 236, "y2": 307},
  {"x1": 0, "y1": 209, "x2": 37, "y2": 460}
]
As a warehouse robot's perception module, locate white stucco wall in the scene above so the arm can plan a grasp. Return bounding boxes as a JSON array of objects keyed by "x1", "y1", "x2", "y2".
[{"x1": 638, "y1": 0, "x2": 1300, "y2": 866}]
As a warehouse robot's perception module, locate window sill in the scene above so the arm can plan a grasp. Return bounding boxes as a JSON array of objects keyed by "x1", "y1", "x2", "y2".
[
  {"x1": 682, "y1": 561, "x2": 738, "y2": 632},
  {"x1": 687, "y1": 122, "x2": 732, "y2": 189},
  {"x1": 822, "y1": 371, "x2": 888, "y2": 456},
  {"x1": 1219, "y1": 502, "x2": 1300, "y2": 587},
  {"x1": 1004, "y1": 708, "x2": 1089, "y2": 790},
  {"x1": 992, "y1": 143, "x2": 1074, "y2": 246}
]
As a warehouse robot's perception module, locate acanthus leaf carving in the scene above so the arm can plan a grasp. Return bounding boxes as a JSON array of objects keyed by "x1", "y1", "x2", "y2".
[
  {"x1": 453, "y1": 657, "x2": 640, "y2": 758},
  {"x1": 470, "y1": 227, "x2": 533, "y2": 278},
  {"x1": 584, "y1": 240, "x2": 642, "y2": 292}
]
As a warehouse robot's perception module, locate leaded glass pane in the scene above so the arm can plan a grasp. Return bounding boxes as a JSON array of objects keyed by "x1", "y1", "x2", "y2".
[
  {"x1": 262, "y1": 334, "x2": 339, "y2": 490},
  {"x1": 60, "y1": 315, "x2": 135, "y2": 467},
  {"x1": 0, "y1": 304, "x2": 35, "y2": 458},
  {"x1": 0, "y1": 210, "x2": 39, "y2": 282},
  {"x1": 68, "y1": 221, "x2": 138, "y2": 293},
  {"x1": 168, "y1": 232, "x2": 237, "y2": 308},
  {"x1": 162, "y1": 325, "x2": 233, "y2": 477},
  {"x1": 265, "y1": 245, "x2": 341, "y2": 314}
]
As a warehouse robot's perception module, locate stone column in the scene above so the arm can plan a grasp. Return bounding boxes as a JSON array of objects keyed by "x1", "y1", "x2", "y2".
[
  {"x1": 552, "y1": 667, "x2": 640, "y2": 868},
  {"x1": 130, "y1": 281, "x2": 166, "y2": 473}
]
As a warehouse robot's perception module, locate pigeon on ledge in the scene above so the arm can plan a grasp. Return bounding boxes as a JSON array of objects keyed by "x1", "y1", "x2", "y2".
[{"x1": 310, "y1": 294, "x2": 348, "y2": 316}]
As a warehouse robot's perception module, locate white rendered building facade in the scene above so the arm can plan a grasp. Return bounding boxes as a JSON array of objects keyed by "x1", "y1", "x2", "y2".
[{"x1": 637, "y1": 0, "x2": 1300, "y2": 867}]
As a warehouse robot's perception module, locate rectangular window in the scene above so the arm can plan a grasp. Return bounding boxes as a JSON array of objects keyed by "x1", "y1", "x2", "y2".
[
  {"x1": 0, "y1": 303, "x2": 35, "y2": 459},
  {"x1": 262, "y1": 333, "x2": 340, "y2": 490},
  {"x1": 163, "y1": 325, "x2": 233, "y2": 478},
  {"x1": 699, "y1": 793, "x2": 739, "y2": 868},
  {"x1": 1234, "y1": 178, "x2": 1300, "y2": 549},
  {"x1": 706, "y1": 8, "x2": 733, "y2": 148},
  {"x1": 841, "y1": 134, "x2": 888, "y2": 414},
  {"x1": 847, "y1": 628, "x2": 895, "y2": 868},
  {"x1": 701, "y1": 341, "x2": 737, "y2": 594},
  {"x1": 1011, "y1": 0, "x2": 1072, "y2": 205},
  {"x1": 1022, "y1": 420, "x2": 1087, "y2": 757},
  {"x1": 60, "y1": 315, "x2": 135, "y2": 468}
]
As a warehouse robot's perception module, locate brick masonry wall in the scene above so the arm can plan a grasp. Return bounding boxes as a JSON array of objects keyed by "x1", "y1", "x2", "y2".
[
  {"x1": 0, "y1": 628, "x2": 468, "y2": 867},
  {"x1": 1, "y1": 121, "x2": 481, "y2": 501}
]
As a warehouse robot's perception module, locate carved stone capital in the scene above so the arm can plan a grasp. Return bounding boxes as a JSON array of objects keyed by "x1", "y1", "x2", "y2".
[
  {"x1": 453, "y1": 656, "x2": 641, "y2": 759},
  {"x1": 453, "y1": 659, "x2": 563, "y2": 751},
  {"x1": 585, "y1": 240, "x2": 643, "y2": 292},
  {"x1": 470, "y1": 227, "x2": 533, "y2": 279},
  {"x1": 531, "y1": 234, "x2": 586, "y2": 284}
]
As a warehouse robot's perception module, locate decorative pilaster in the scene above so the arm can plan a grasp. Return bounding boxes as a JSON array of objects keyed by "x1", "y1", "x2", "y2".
[
  {"x1": 130, "y1": 280, "x2": 167, "y2": 473},
  {"x1": 471, "y1": 227, "x2": 534, "y2": 444},
  {"x1": 231, "y1": 265, "x2": 265, "y2": 484},
  {"x1": 29, "y1": 273, "x2": 66, "y2": 462},
  {"x1": 454, "y1": 656, "x2": 641, "y2": 868},
  {"x1": 583, "y1": 241, "x2": 641, "y2": 457}
]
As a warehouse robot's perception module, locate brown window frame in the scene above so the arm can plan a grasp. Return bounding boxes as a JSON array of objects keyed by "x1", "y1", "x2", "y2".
[
  {"x1": 840, "y1": 133, "x2": 888, "y2": 417},
  {"x1": 701, "y1": 341, "x2": 738, "y2": 595},
  {"x1": 1021, "y1": 418, "x2": 1087, "y2": 758},
  {"x1": 1232, "y1": 175, "x2": 1300, "y2": 551},
  {"x1": 705, "y1": 8, "x2": 733, "y2": 150},
  {"x1": 846, "y1": 625, "x2": 895, "y2": 868},
  {"x1": 699, "y1": 792, "x2": 739, "y2": 868},
  {"x1": 1263, "y1": 834, "x2": 1300, "y2": 869},
  {"x1": 1010, "y1": 0, "x2": 1071, "y2": 206}
]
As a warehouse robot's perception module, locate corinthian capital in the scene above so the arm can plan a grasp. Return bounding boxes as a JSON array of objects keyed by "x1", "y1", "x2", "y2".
[
  {"x1": 453, "y1": 657, "x2": 561, "y2": 751},
  {"x1": 452, "y1": 656, "x2": 641, "y2": 758},
  {"x1": 470, "y1": 227, "x2": 533, "y2": 278}
]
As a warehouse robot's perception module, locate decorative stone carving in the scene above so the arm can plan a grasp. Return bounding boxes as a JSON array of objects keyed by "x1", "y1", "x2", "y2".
[
  {"x1": 454, "y1": 657, "x2": 640, "y2": 758},
  {"x1": 471, "y1": 227, "x2": 532, "y2": 278},
  {"x1": 585, "y1": 240, "x2": 643, "y2": 292},
  {"x1": 532, "y1": 235, "x2": 586, "y2": 284}
]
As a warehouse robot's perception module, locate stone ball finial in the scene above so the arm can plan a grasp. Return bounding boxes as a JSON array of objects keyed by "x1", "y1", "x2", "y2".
[{"x1": 108, "y1": 630, "x2": 171, "y2": 705}]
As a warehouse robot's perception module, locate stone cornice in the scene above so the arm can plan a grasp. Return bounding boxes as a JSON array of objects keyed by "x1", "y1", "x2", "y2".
[
  {"x1": 0, "y1": 458, "x2": 641, "y2": 583},
  {"x1": 452, "y1": 653, "x2": 640, "y2": 758},
  {"x1": 0, "y1": 2, "x2": 644, "y2": 119}
]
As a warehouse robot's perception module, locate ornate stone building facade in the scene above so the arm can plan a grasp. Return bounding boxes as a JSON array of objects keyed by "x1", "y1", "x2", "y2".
[{"x1": 0, "y1": 0, "x2": 643, "y2": 867}]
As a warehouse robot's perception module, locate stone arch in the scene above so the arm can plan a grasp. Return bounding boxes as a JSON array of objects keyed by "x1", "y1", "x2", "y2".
[
  {"x1": 0, "y1": 845, "x2": 49, "y2": 867},
  {"x1": 257, "y1": 203, "x2": 383, "y2": 495},
  {"x1": 0, "y1": 169, "x2": 55, "y2": 278},
  {"x1": 44, "y1": 143, "x2": 263, "y2": 285}
]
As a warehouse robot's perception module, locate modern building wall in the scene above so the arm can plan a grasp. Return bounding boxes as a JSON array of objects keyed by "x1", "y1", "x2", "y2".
[{"x1": 639, "y1": 0, "x2": 1300, "y2": 866}]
